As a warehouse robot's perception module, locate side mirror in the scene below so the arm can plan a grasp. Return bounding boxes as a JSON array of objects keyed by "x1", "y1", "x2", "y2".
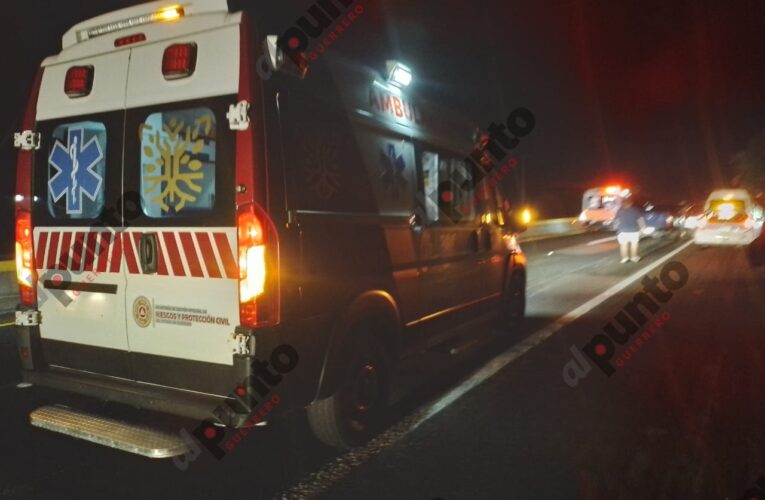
[{"x1": 263, "y1": 35, "x2": 308, "y2": 80}]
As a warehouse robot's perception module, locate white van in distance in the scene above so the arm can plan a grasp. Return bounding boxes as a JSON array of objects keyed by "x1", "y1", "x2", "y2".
[{"x1": 694, "y1": 189, "x2": 764, "y2": 246}]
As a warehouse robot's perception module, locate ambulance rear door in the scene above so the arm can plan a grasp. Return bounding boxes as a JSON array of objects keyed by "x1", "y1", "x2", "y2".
[
  {"x1": 120, "y1": 25, "x2": 241, "y2": 395},
  {"x1": 32, "y1": 51, "x2": 132, "y2": 378}
]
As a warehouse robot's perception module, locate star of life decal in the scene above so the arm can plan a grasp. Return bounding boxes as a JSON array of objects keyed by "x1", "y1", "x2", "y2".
[{"x1": 48, "y1": 128, "x2": 104, "y2": 215}]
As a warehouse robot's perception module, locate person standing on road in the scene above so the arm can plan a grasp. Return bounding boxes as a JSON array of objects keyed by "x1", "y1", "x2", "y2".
[{"x1": 615, "y1": 197, "x2": 646, "y2": 263}]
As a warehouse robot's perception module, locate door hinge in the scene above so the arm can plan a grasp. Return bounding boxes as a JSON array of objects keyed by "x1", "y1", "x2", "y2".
[
  {"x1": 16, "y1": 310, "x2": 41, "y2": 327},
  {"x1": 14, "y1": 131, "x2": 41, "y2": 151},
  {"x1": 232, "y1": 333, "x2": 251, "y2": 356},
  {"x1": 227, "y1": 100, "x2": 251, "y2": 131}
]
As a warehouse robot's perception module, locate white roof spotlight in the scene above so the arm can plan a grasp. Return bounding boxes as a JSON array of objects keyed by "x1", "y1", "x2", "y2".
[{"x1": 386, "y1": 61, "x2": 413, "y2": 88}]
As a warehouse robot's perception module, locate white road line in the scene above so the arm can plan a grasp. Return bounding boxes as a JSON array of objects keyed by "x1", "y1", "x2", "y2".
[
  {"x1": 587, "y1": 236, "x2": 617, "y2": 246},
  {"x1": 278, "y1": 239, "x2": 694, "y2": 500}
]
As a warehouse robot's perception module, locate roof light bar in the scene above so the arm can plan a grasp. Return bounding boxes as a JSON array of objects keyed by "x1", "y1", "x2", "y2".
[{"x1": 78, "y1": 5, "x2": 184, "y2": 42}]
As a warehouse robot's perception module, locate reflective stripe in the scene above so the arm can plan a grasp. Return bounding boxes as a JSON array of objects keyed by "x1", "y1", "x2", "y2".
[
  {"x1": 162, "y1": 232, "x2": 185, "y2": 277},
  {"x1": 179, "y1": 232, "x2": 203, "y2": 277},
  {"x1": 214, "y1": 232, "x2": 238, "y2": 279},
  {"x1": 195, "y1": 232, "x2": 221, "y2": 279}
]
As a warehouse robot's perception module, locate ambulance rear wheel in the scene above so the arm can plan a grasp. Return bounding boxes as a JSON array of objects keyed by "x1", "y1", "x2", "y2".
[{"x1": 308, "y1": 334, "x2": 390, "y2": 449}]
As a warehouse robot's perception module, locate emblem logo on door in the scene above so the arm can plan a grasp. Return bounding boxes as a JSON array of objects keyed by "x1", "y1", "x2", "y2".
[{"x1": 133, "y1": 296, "x2": 153, "y2": 328}]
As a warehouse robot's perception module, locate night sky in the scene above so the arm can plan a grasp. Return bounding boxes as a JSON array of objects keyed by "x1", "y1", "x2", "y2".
[{"x1": 1, "y1": 0, "x2": 763, "y2": 256}]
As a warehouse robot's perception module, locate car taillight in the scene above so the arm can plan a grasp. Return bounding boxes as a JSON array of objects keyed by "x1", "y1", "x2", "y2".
[
  {"x1": 16, "y1": 211, "x2": 36, "y2": 305},
  {"x1": 238, "y1": 209, "x2": 266, "y2": 302},
  {"x1": 16, "y1": 68, "x2": 43, "y2": 306},
  {"x1": 65, "y1": 65, "x2": 94, "y2": 98},
  {"x1": 162, "y1": 43, "x2": 197, "y2": 80},
  {"x1": 237, "y1": 205, "x2": 279, "y2": 328}
]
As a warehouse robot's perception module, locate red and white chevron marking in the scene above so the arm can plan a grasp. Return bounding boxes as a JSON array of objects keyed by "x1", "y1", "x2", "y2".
[{"x1": 33, "y1": 230, "x2": 238, "y2": 279}]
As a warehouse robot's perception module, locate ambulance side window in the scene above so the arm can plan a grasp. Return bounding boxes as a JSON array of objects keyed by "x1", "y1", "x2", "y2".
[
  {"x1": 46, "y1": 121, "x2": 107, "y2": 220},
  {"x1": 420, "y1": 149, "x2": 476, "y2": 224},
  {"x1": 139, "y1": 107, "x2": 216, "y2": 218},
  {"x1": 421, "y1": 151, "x2": 440, "y2": 223},
  {"x1": 448, "y1": 158, "x2": 476, "y2": 223}
]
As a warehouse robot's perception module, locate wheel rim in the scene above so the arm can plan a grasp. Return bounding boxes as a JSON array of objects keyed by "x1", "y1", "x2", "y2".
[
  {"x1": 345, "y1": 358, "x2": 385, "y2": 433},
  {"x1": 353, "y1": 363, "x2": 380, "y2": 413}
]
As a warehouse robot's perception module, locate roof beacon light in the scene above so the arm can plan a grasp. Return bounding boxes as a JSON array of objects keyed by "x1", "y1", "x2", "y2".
[
  {"x1": 79, "y1": 5, "x2": 184, "y2": 42},
  {"x1": 386, "y1": 61, "x2": 413, "y2": 88}
]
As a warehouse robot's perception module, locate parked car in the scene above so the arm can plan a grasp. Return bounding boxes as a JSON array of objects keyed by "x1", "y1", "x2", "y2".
[
  {"x1": 675, "y1": 202, "x2": 705, "y2": 238},
  {"x1": 641, "y1": 203, "x2": 678, "y2": 239}
]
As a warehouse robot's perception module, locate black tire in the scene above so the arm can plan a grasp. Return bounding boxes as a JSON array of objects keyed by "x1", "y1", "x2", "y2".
[
  {"x1": 499, "y1": 271, "x2": 526, "y2": 331},
  {"x1": 307, "y1": 333, "x2": 390, "y2": 449}
]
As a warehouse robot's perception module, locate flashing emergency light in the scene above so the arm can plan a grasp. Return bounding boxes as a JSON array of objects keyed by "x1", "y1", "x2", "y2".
[
  {"x1": 162, "y1": 43, "x2": 197, "y2": 79},
  {"x1": 717, "y1": 203, "x2": 736, "y2": 221},
  {"x1": 78, "y1": 5, "x2": 184, "y2": 41},
  {"x1": 605, "y1": 186, "x2": 620, "y2": 195},
  {"x1": 64, "y1": 66, "x2": 94, "y2": 98},
  {"x1": 386, "y1": 61, "x2": 413, "y2": 88}
]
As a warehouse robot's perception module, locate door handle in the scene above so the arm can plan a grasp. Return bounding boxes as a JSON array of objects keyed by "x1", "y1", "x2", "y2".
[{"x1": 139, "y1": 233, "x2": 159, "y2": 274}]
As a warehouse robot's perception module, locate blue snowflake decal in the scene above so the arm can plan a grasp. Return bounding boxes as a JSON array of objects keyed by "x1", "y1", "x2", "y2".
[
  {"x1": 379, "y1": 143, "x2": 407, "y2": 199},
  {"x1": 48, "y1": 128, "x2": 104, "y2": 215}
]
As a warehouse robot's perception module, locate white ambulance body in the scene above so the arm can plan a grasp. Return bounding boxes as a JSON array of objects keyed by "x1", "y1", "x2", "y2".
[{"x1": 14, "y1": 0, "x2": 528, "y2": 455}]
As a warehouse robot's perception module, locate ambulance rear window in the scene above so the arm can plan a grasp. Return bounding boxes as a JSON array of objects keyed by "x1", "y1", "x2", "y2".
[
  {"x1": 139, "y1": 107, "x2": 216, "y2": 218},
  {"x1": 47, "y1": 121, "x2": 107, "y2": 220}
]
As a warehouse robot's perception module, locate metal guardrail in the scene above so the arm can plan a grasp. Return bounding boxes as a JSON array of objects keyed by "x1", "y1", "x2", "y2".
[{"x1": 519, "y1": 217, "x2": 584, "y2": 242}]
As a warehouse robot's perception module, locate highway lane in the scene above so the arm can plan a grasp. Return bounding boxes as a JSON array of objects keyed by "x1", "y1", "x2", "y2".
[
  {"x1": 0, "y1": 231, "x2": 738, "y2": 500},
  {"x1": 306, "y1": 241, "x2": 765, "y2": 499}
]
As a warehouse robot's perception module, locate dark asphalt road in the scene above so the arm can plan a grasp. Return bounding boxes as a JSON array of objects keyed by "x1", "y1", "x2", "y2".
[{"x1": 1, "y1": 232, "x2": 764, "y2": 500}]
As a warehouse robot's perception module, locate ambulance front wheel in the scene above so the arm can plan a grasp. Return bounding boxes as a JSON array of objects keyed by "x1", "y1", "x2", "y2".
[{"x1": 307, "y1": 333, "x2": 390, "y2": 449}]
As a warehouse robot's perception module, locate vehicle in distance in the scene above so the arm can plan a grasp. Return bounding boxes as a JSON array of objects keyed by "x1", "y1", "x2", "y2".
[
  {"x1": 578, "y1": 185, "x2": 632, "y2": 231},
  {"x1": 675, "y1": 202, "x2": 705, "y2": 238},
  {"x1": 641, "y1": 202, "x2": 678, "y2": 239},
  {"x1": 13, "y1": 0, "x2": 528, "y2": 453},
  {"x1": 694, "y1": 189, "x2": 764, "y2": 246}
]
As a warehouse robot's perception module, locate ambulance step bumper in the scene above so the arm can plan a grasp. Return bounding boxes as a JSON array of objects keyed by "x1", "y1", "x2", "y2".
[{"x1": 30, "y1": 405, "x2": 190, "y2": 458}]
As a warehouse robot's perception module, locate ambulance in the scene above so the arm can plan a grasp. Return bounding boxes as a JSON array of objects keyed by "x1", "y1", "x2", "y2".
[
  {"x1": 578, "y1": 185, "x2": 632, "y2": 230},
  {"x1": 13, "y1": 0, "x2": 528, "y2": 456}
]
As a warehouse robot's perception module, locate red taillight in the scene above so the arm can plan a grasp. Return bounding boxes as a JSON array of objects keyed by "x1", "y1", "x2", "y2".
[
  {"x1": 238, "y1": 208, "x2": 265, "y2": 327},
  {"x1": 64, "y1": 66, "x2": 94, "y2": 98},
  {"x1": 15, "y1": 67, "x2": 42, "y2": 307},
  {"x1": 162, "y1": 43, "x2": 197, "y2": 80},
  {"x1": 237, "y1": 205, "x2": 279, "y2": 328},
  {"x1": 16, "y1": 210, "x2": 36, "y2": 305},
  {"x1": 115, "y1": 33, "x2": 147, "y2": 47}
]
